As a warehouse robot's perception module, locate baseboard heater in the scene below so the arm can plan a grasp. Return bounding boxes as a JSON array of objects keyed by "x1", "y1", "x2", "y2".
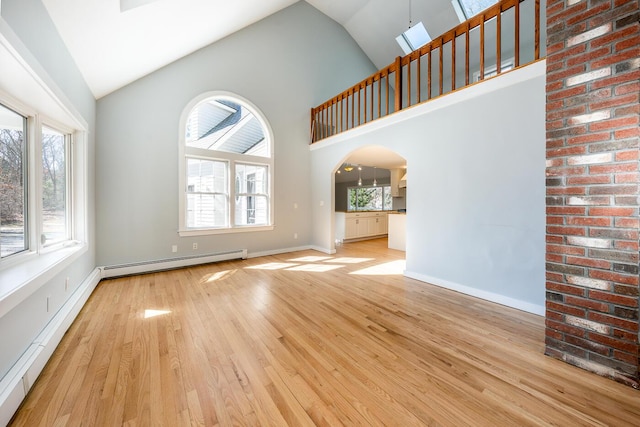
[{"x1": 100, "y1": 249, "x2": 248, "y2": 279}]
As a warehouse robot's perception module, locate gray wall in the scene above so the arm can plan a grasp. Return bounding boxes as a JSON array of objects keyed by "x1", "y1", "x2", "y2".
[
  {"x1": 96, "y1": 2, "x2": 377, "y2": 265},
  {"x1": 0, "y1": 0, "x2": 96, "y2": 380},
  {"x1": 311, "y1": 63, "x2": 546, "y2": 312}
]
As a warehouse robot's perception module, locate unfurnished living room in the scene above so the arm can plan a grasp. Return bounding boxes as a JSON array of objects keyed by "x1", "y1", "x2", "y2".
[{"x1": 1, "y1": 0, "x2": 639, "y2": 425}]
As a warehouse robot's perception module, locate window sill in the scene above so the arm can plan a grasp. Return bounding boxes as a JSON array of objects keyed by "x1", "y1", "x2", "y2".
[
  {"x1": 0, "y1": 242, "x2": 87, "y2": 319},
  {"x1": 178, "y1": 225, "x2": 274, "y2": 237}
]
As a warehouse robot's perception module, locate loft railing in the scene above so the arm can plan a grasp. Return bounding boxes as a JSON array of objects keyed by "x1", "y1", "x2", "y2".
[{"x1": 310, "y1": 0, "x2": 543, "y2": 143}]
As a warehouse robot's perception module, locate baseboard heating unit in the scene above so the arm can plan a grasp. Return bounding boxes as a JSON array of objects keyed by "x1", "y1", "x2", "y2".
[{"x1": 100, "y1": 249, "x2": 248, "y2": 279}]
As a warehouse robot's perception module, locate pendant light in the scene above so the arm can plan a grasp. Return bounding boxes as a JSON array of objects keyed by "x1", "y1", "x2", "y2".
[
  {"x1": 373, "y1": 167, "x2": 377, "y2": 186},
  {"x1": 358, "y1": 166, "x2": 362, "y2": 186}
]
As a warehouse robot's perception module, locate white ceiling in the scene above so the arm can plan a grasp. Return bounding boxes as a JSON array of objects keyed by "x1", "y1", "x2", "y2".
[{"x1": 41, "y1": 0, "x2": 463, "y2": 99}]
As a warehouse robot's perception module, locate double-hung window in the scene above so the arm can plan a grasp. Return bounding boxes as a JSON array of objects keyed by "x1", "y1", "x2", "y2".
[
  {"x1": 179, "y1": 93, "x2": 273, "y2": 236},
  {"x1": 0, "y1": 100, "x2": 80, "y2": 264}
]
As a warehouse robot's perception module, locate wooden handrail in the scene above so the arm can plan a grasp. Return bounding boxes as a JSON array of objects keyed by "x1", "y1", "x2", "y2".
[{"x1": 311, "y1": 0, "x2": 542, "y2": 143}]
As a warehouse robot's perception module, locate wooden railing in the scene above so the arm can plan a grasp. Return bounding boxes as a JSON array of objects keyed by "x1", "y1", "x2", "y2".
[{"x1": 311, "y1": 0, "x2": 542, "y2": 143}]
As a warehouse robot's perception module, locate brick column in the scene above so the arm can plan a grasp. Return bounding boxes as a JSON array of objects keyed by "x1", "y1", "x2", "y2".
[{"x1": 545, "y1": 0, "x2": 639, "y2": 387}]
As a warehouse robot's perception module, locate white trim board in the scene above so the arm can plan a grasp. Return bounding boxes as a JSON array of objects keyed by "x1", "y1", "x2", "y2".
[{"x1": 404, "y1": 270, "x2": 545, "y2": 316}]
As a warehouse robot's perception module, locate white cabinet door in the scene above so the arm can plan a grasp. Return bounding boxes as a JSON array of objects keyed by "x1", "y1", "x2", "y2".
[
  {"x1": 356, "y1": 217, "x2": 369, "y2": 237},
  {"x1": 345, "y1": 217, "x2": 358, "y2": 239}
]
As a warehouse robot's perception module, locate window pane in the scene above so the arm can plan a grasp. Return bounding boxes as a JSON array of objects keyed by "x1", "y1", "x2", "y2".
[
  {"x1": 42, "y1": 127, "x2": 68, "y2": 245},
  {"x1": 185, "y1": 98, "x2": 269, "y2": 157},
  {"x1": 187, "y1": 158, "x2": 227, "y2": 193},
  {"x1": 235, "y1": 163, "x2": 268, "y2": 225},
  {"x1": 187, "y1": 194, "x2": 228, "y2": 227},
  {"x1": 235, "y1": 163, "x2": 267, "y2": 194},
  {"x1": 235, "y1": 195, "x2": 268, "y2": 226},
  {"x1": 0, "y1": 104, "x2": 27, "y2": 257},
  {"x1": 186, "y1": 158, "x2": 228, "y2": 228},
  {"x1": 383, "y1": 186, "x2": 393, "y2": 210},
  {"x1": 348, "y1": 186, "x2": 393, "y2": 211},
  {"x1": 458, "y1": 0, "x2": 497, "y2": 18}
]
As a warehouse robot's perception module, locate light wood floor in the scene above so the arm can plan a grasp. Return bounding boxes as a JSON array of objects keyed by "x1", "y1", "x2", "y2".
[{"x1": 10, "y1": 239, "x2": 640, "y2": 426}]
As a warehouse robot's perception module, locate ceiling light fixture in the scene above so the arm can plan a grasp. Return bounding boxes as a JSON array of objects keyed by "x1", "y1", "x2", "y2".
[
  {"x1": 344, "y1": 165, "x2": 354, "y2": 172},
  {"x1": 358, "y1": 166, "x2": 362, "y2": 186}
]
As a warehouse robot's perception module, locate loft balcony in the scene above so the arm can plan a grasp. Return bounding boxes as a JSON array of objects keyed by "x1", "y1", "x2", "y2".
[{"x1": 310, "y1": 0, "x2": 546, "y2": 143}]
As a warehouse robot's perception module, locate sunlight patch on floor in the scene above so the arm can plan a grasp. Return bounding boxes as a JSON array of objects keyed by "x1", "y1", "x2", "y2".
[
  {"x1": 144, "y1": 309, "x2": 171, "y2": 319},
  {"x1": 325, "y1": 257, "x2": 374, "y2": 264},
  {"x1": 350, "y1": 260, "x2": 406, "y2": 275},
  {"x1": 286, "y1": 264, "x2": 343, "y2": 272},
  {"x1": 288, "y1": 256, "x2": 334, "y2": 262},
  {"x1": 201, "y1": 269, "x2": 237, "y2": 283},
  {"x1": 246, "y1": 262, "x2": 299, "y2": 270}
]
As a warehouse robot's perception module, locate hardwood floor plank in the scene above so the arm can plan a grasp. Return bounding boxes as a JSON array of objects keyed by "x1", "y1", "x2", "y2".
[{"x1": 9, "y1": 239, "x2": 640, "y2": 426}]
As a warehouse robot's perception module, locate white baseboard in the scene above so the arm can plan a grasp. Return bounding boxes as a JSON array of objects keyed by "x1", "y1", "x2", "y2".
[
  {"x1": 0, "y1": 268, "x2": 101, "y2": 426},
  {"x1": 308, "y1": 245, "x2": 336, "y2": 255},
  {"x1": 404, "y1": 270, "x2": 545, "y2": 316},
  {"x1": 247, "y1": 245, "x2": 314, "y2": 258},
  {"x1": 100, "y1": 249, "x2": 248, "y2": 278}
]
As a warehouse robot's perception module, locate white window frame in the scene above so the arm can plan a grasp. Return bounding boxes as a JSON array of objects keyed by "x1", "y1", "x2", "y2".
[
  {"x1": 0, "y1": 95, "x2": 86, "y2": 267},
  {"x1": 347, "y1": 184, "x2": 394, "y2": 212},
  {"x1": 178, "y1": 91, "x2": 274, "y2": 237},
  {"x1": 39, "y1": 121, "x2": 73, "y2": 248}
]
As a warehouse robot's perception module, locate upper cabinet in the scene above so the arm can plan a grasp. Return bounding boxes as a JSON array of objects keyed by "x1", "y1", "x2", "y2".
[{"x1": 390, "y1": 168, "x2": 406, "y2": 197}]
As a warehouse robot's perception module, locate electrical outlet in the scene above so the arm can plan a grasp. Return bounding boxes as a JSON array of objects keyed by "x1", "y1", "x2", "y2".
[
  {"x1": 192, "y1": 242, "x2": 198, "y2": 250},
  {"x1": 172, "y1": 245, "x2": 178, "y2": 253}
]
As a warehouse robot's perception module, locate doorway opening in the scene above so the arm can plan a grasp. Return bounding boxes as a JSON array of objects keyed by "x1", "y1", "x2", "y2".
[{"x1": 332, "y1": 146, "x2": 406, "y2": 254}]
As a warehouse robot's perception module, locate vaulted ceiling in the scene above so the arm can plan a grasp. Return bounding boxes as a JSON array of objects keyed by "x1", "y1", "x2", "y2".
[{"x1": 42, "y1": 0, "x2": 464, "y2": 99}]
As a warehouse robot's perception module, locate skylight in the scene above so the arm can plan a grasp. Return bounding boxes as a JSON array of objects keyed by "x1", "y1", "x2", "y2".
[
  {"x1": 452, "y1": 0, "x2": 499, "y2": 22},
  {"x1": 396, "y1": 22, "x2": 432, "y2": 55}
]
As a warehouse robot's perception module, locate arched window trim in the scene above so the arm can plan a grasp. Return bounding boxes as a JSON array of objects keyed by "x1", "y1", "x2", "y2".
[{"x1": 178, "y1": 91, "x2": 274, "y2": 236}]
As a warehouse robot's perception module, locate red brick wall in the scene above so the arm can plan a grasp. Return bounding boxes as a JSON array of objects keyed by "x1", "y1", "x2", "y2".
[{"x1": 545, "y1": 0, "x2": 639, "y2": 388}]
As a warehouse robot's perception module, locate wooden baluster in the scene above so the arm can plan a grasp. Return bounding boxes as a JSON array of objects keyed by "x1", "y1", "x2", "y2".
[
  {"x1": 480, "y1": 17, "x2": 485, "y2": 81},
  {"x1": 310, "y1": 108, "x2": 315, "y2": 143},
  {"x1": 386, "y1": 74, "x2": 390, "y2": 115},
  {"x1": 452, "y1": 36, "x2": 456, "y2": 91},
  {"x1": 427, "y1": 50, "x2": 432, "y2": 100},
  {"x1": 417, "y1": 54, "x2": 422, "y2": 103},
  {"x1": 378, "y1": 75, "x2": 382, "y2": 119},
  {"x1": 370, "y1": 79, "x2": 374, "y2": 120},
  {"x1": 358, "y1": 87, "x2": 361, "y2": 126},
  {"x1": 535, "y1": 0, "x2": 540, "y2": 60},
  {"x1": 465, "y1": 22, "x2": 470, "y2": 86},
  {"x1": 351, "y1": 90, "x2": 355, "y2": 129},
  {"x1": 408, "y1": 57, "x2": 412, "y2": 107},
  {"x1": 439, "y1": 46, "x2": 443, "y2": 96},
  {"x1": 515, "y1": 0, "x2": 520, "y2": 67},
  {"x1": 394, "y1": 56, "x2": 402, "y2": 112},
  {"x1": 496, "y1": 8, "x2": 502, "y2": 75},
  {"x1": 363, "y1": 83, "x2": 368, "y2": 123}
]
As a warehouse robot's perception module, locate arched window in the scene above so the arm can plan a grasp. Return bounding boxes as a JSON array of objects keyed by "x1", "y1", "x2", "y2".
[{"x1": 178, "y1": 92, "x2": 273, "y2": 236}]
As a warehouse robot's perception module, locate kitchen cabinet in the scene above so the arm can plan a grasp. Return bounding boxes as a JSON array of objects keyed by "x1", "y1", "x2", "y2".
[
  {"x1": 335, "y1": 212, "x2": 389, "y2": 242},
  {"x1": 390, "y1": 168, "x2": 406, "y2": 197}
]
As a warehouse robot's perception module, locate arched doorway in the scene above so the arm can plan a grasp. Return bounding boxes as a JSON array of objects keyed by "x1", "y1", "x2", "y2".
[{"x1": 332, "y1": 146, "x2": 407, "y2": 252}]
